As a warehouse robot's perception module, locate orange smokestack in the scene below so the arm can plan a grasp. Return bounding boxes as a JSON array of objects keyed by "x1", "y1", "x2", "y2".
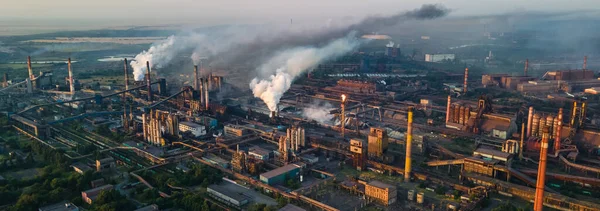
[
  {"x1": 68, "y1": 58, "x2": 74, "y2": 94},
  {"x1": 146, "y1": 61, "x2": 152, "y2": 101},
  {"x1": 555, "y1": 108, "x2": 563, "y2": 152},
  {"x1": 446, "y1": 95, "x2": 451, "y2": 123},
  {"x1": 463, "y1": 68, "x2": 468, "y2": 94},
  {"x1": 534, "y1": 126, "x2": 550, "y2": 211},
  {"x1": 405, "y1": 106, "x2": 413, "y2": 181},
  {"x1": 527, "y1": 106, "x2": 534, "y2": 138},
  {"x1": 27, "y1": 56, "x2": 33, "y2": 79}
]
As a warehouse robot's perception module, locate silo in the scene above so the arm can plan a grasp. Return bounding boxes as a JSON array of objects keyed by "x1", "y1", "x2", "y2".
[
  {"x1": 538, "y1": 116, "x2": 546, "y2": 137},
  {"x1": 449, "y1": 104, "x2": 455, "y2": 124},
  {"x1": 546, "y1": 115, "x2": 554, "y2": 139},
  {"x1": 454, "y1": 105, "x2": 460, "y2": 123},
  {"x1": 465, "y1": 106, "x2": 471, "y2": 123},
  {"x1": 532, "y1": 113, "x2": 541, "y2": 137},
  {"x1": 459, "y1": 106, "x2": 465, "y2": 125}
]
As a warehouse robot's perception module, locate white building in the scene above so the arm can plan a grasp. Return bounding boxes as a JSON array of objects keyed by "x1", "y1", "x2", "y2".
[
  {"x1": 425, "y1": 54, "x2": 455, "y2": 63},
  {"x1": 179, "y1": 121, "x2": 206, "y2": 137}
]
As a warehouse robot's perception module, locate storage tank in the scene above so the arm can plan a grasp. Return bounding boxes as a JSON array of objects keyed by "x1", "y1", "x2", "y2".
[
  {"x1": 408, "y1": 190, "x2": 415, "y2": 201},
  {"x1": 459, "y1": 106, "x2": 465, "y2": 125},
  {"x1": 417, "y1": 192, "x2": 425, "y2": 204},
  {"x1": 546, "y1": 115, "x2": 554, "y2": 138},
  {"x1": 454, "y1": 105, "x2": 460, "y2": 123},
  {"x1": 449, "y1": 105, "x2": 455, "y2": 124},
  {"x1": 465, "y1": 106, "x2": 471, "y2": 122},
  {"x1": 553, "y1": 116, "x2": 560, "y2": 139},
  {"x1": 539, "y1": 116, "x2": 546, "y2": 137},
  {"x1": 532, "y1": 114, "x2": 541, "y2": 136}
]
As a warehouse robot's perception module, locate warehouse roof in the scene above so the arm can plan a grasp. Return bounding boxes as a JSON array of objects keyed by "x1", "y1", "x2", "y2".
[
  {"x1": 207, "y1": 184, "x2": 250, "y2": 202},
  {"x1": 368, "y1": 180, "x2": 396, "y2": 190},
  {"x1": 260, "y1": 164, "x2": 300, "y2": 179},
  {"x1": 474, "y1": 148, "x2": 511, "y2": 160},
  {"x1": 278, "y1": 203, "x2": 307, "y2": 211}
]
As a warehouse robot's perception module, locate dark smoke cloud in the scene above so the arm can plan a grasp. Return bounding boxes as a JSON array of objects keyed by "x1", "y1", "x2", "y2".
[{"x1": 209, "y1": 4, "x2": 450, "y2": 70}]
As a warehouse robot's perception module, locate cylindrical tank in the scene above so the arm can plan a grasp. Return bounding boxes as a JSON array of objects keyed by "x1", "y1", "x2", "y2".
[
  {"x1": 546, "y1": 115, "x2": 554, "y2": 139},
  {"x1": 449, "y1": 104, "x2": 455, "y2": 124},
  {"x1": 532, "y1": 114, "x2": 541, "y2": 137},
  {"x1": 454, "y1": 105, "x2": 460, "y2": 123},
  {"x1": 417, "y1": 192, "x2": 425, "y2": 204},
  {"x1": 408, "y1": 190, "x2": 415, "y2": 201},
  {"x1": 539, "y1": 116, "x2": 546, "y2": 137},
  {"x1": 465, "y1": 106, "x2": 471, "y2": 123},
  {"x1": 459, "y1": 106, "x2": 465, "y2": 125}
]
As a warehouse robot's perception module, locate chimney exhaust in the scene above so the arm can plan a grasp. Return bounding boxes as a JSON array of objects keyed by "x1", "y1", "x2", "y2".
[
  {"x1": 146, "y1": 61, "x2": 152, "y2": 101},
  {"x1": 68, "y1": 58, "x2": 74, "y2": 94},
  {"x1": 534, "y1": 126, "x2": 550, "y2": 211},
  {"x1": 405, "y1": 106, "x2": 414, "y2": 182}
]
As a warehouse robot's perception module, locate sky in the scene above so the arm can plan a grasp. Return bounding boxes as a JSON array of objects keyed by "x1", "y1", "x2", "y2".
[{"x1": 1, "y1": 0, "x2": 599, "y2": 27}]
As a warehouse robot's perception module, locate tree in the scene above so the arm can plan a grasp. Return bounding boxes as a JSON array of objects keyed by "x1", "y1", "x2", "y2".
[{"x1": 202, "y1": 200, "x2": 210, "y2": 211}]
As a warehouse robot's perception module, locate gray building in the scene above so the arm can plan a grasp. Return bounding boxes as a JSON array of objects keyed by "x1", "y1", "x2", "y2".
[{"x1": 207, "y1": 184, "x2": 250, "y2": 208}]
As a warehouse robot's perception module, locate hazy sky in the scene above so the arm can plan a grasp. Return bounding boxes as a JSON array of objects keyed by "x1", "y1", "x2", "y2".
[{"x1": 1, "y1": 0, "x2": 599, "y2": 26}]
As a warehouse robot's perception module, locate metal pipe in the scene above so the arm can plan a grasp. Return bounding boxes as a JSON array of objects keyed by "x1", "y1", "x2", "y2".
[
  {"x1": 534, "y1": 126, "x2": 550, "y2": 211},
  {"x1": 527, "y1": 106, "x2": 534, "y2": 138},
  {"x1": 446, "y1": 95, "x2": 451, "y2": 123},
  {"x1": 68, "y1": 58, "x2": 74, "y2": 94},
  {"x1": 463, "y1": 68, "x2": 468, "y2": 94},
  {"x1": 124, "y1": 58, "x2": 129, "y2": 90},
  {"x1": 405, "y1": 106, "x2": 413, "y2": 182},
  {"x1": 146, "y1": 61, "x2": 152, "y2": 101},
  {"x1": 555, "y1": 108, "x2": 563, "y2": 152},
  {"x1": 27, "y1": 56, "x2": 33, "y2": 79},
  {"x1": 524, "y1": 59, "x2": 529, "y2": 76}
]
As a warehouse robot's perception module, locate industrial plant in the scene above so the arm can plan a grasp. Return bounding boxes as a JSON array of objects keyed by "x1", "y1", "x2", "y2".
[{"x1": 1, "y1": 3, "x2": 600, "y2": 211}]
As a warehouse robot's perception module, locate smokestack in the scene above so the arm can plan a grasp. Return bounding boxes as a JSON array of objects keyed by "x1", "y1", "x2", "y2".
[
  {"x1": 124, "y1": 58, "x2": 129, "y2": 90},
  {"x1": 445, "y1": 95, "x2": 451, "y2": 123},
  {"x1": 146, "y1": 61, "x2": 152, "y2": 101},
  {"x1": 405, "y1": 106, "x2": 413, "y2": 182},
  {"x1": 555, "y1": 108, "x2": 563, "y2": 153},
  {"x1": 463, "y1": 68, "x2": 468, "y2": 94},
  {"x1": 524, "y1": 59, "x2": 529, "y2": 76},
  {"x1": 534, "y1": 126, "x2": 550, "y2": 211},
  {"x1": 583, "y1": 56, "x2": 587, "y2": 70},
  {"x1": 194, "y1": 65, "x2": 200, "y2": 91},
  {"x1": 340, "y1": 94, "x2": 346, "y2": 137},
  {"x1": 208, "y1": 73, "x2": 213, "y2": 91},
  {"x1": 527, "y1": 106, "x2": 534, "y2": 138},
  {"x1": 27, "y1": 56, "x2": 33, "y2": 80},
  {"x1": 2, "y1": 73, "x2": 7, "y2": 88},
  {"x1": 519, "y1": 122, "x2": 525, "y2": 160},
  {"x1": 204, "y1": 78, "x2": 209, "y2": 110},
  {"x1": 68, "y1": 58, "x2": 74, "y2": 94}
]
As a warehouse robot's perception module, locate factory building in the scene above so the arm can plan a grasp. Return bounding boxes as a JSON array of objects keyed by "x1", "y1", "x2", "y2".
[
  {"x1": 517, "y1": 81, "x2": 568, "y2": 94},
  {"x1": 203, "y1": 154, "x2": 230, "y2": 169},
  {"x1": 81, "y1": 185, "x2": 113, "y2": 204},
  {"x1": 350, "y1": 139, "x2": 367, "y2": 171},
  {"x1": 178, "y1": 121, "x2": 206, "y2": 137},
  {"x1": 425, "y1": 54, "x2": 455, "y2": 63},
  {"x1": 278, "y1": 126, "x2": 305, "y2": 163},
  {"x1": 231, "y1": 149, "x2": 247, "y2": 173},
  {"x1": 542, "y1": 70, "x2": 595, "y2": 81},
  {"x1": 278, "y1": 204, "x2": 306, "y2": 211},
  {"x1": 224, "y1": 125, "x2": 248, "y2": 137},
  {"x1": 248, "y1": 146, "x2": 271, "y2": 160},
  {"x1": 364, "y1": 180, "x2": 397, "y2": 205},
  {"x1": 335, "y1": 79, "x2": 379, "y2": 93},
  {"x1": 95, "y1": 157, "x2": 115, "y2": 172},
  {"x1": 368, "y1": 127, "x2": 388, "y2": 159},
  {"x1": 142, "y1": 109, "x2": 179, "y2": 146},
  {"x1": 207, "y1": 184, "x2": 250, "y2": 208},
  {"x1": 259, "y1": 164, "x2": 301, "y2": 185}
]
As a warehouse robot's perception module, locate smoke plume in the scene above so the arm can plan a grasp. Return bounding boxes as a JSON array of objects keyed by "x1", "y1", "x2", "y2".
[
  {"x1": 303, "y1": 102, "x2": 335, "y2": 124},
  {"x1": 250, "y1": 32, "x2": 362, "y2": 111}
]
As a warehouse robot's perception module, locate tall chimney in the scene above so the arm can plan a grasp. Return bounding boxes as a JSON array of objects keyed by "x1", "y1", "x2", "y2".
[
  {"x1": 524, "y1": 59, "x2": 529, "y2": 76},
  {"x1": 580, "y1": 102, "x2": 586, "y2": 127},
  {"x1": 194, "y1": 65, "x2": 200, "y2": 91},
  {"x1": 204, "y1": 78, "x2": 209, "y2": 110},
  {"x1": 519, "y1": 122, "x2": 525, "y2": 160},
  {"x1": 27, "y1": 56, "x2": 33, "y2": 80},
  {"x1": 583, "y1": 56, "x2": 587, "y2": 70},
  {"x1": 124, "y1": 58, "x2": 129, "y2": 90},
  {"x1": 405, "y1": 106, "x2": 414, "y2": 181},
  {"x1": 68, "y1": 58, "x2": 74, "y2": 94},
  {"x1": 555, "y1": 108, "x2": 563, "y2": 153},
  {"x1": 463, "y1": 68, "x2": 468, "y2": 94},
  {"x1": 208, "y1": 73, "x2": 213, "y2": 91},
  {"x1": 570, "y1": 101, "x2": 577, "y2": 126},
  {"x1": 2, "y1": 73, "x2": 7, "y2": 88},
  {"x1": 340, "y1": 96, "x2": 346, "y2": 137},
  {"x1": 527, "y1": 106, "x2": 534, "y2": 138},
  {"x1": 534, "y1": 126, "x2": 550, "y2": 211},
  {"x1": 446, "y1": 95, "x2": 451, "y2": 124},
  {"x1": 146, "y1": 61, "x2": 152, "y2": 101}
]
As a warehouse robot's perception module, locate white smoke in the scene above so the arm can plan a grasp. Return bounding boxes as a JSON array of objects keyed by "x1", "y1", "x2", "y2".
[
  {"x1": 250, "y1": 32, "x2": 364, "y2": 111},
  {"x1": 386, "y1": 41, "x2": 395, "y2": 47},
  {"x1": 303, "y1": 102, "x2": 335, "y2": 124}
]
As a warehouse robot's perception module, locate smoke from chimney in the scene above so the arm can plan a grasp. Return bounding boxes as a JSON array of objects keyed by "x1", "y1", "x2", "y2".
[{"x1": 249, "y1": 32, "x2": 362, "y2": 111}]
